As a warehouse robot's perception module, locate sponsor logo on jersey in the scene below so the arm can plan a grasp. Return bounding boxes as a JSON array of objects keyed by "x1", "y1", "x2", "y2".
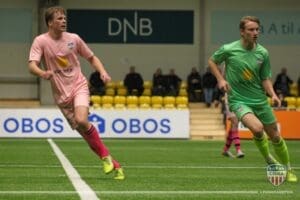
[
  {"x1": 56, "y1": 56, "x2": 69, "y2": 68},
  {"x1": 242, "y1": 69, "x2": 253, "y2": 80}
]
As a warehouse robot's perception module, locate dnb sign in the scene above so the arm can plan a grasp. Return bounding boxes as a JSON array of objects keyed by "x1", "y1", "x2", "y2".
[{"x1": 0, "y1": 109, "x2": 189, "y2": 138}]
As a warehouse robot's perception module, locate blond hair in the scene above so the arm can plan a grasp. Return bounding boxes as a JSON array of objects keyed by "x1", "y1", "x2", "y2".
[
  {"x1": 44, "y1": 6, "x2": 66, "y2": 27},
  {"x1": 239, "y1": 16, "x2": 260, "y2": 30}
]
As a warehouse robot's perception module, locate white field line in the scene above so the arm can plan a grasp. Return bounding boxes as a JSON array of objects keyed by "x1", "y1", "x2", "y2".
[
  {"x1": 0, "y1": 190, "x2": 294, "y2": 195},
  {"x1": 47, "y1": 139, "x2": 99, "y2": 200},
  {"x1": 0, "y1": 164, "x2": 299, "y2": 170}
]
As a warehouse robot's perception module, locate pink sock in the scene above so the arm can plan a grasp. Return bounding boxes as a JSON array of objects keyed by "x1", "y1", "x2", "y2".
[
  {"x1": 81, "y1": 125, "x2": 110, "y2": 158},
  {"x1": 223, "y1": 130, "x2": 233, "y2": 152},
  {"x1": 81, "y1": 125, "x2": 121, "y2": 169},
  {"x1": 112, "y1": 159, "x2": 121, "y2": 169},
  {"x1": 231, "y1": 129, "x2": 241, "y2": 151}
]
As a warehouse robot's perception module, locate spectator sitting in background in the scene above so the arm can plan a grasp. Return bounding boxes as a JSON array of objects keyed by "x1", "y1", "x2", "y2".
[
  {"x1": 187, "y1": 67, "x2": 202, "y2": 102},
  {"x1": 213, "y1": 67, "x2": 224, "y2": 108},
  {"x1": 124, "y1": 66, "x2": 144, "y2": 96},
  {"x1": 273, "y1": 67, "x2": 293, "y2": 96},
  {"x1": 165, "y1": 68, "x2": 182, "y2": 96},
  {"x1": 152, "y1": 68, "x2": 167, "y2": 96},
  {"x1": 89, "y1": 70, "x2": 105, "y2": 95},
  {"x1": 202, "y1": 67, "x2": 217, "y2": 107}
]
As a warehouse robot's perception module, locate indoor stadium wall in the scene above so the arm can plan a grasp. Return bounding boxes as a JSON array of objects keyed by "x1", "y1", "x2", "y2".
[
  {"x1": 0, "y1": 0, "x2": 38, "y2": 99},
  {"x1": 59, "y1": 0, "x2": 201, "y2": 83},
  {"x1": 0, "y1": 0, "x2": 300, "y2": 103},
  {"x1": 204, "y1": 0, "x2": 300, "y2": 83},
  {"x1": 0, "y1": 0, "x2": 300, "y2": 139}
]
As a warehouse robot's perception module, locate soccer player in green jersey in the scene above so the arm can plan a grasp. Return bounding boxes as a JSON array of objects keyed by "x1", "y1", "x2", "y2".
[{"x1": 208, "y1": 16, "x2": 297, "y2": 182}]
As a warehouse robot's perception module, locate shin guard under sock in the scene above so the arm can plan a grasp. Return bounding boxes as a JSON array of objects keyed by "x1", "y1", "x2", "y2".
[
  {"x1": 81, "y1": 125, "x2": 109, "y2": 158},
  {"x1": 253, "y1": 134, "x2": 270, "y2": 160},
  {"x1": 272, "y1": 138, "x2": 290, "y2": 167}
]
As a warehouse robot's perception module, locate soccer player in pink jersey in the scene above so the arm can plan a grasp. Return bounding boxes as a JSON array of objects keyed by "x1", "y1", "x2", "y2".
[{"x1": 28, "y1": 6, "x2": 124, "y2": 180}]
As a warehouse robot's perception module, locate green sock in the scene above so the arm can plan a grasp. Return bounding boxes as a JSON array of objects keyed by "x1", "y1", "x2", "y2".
[
  {"x1": 253, "y1": 134, "x2": 270, "y2": 160},
  {"x1": 272, "y1": 138, "x2": 290, "y2": 167}
]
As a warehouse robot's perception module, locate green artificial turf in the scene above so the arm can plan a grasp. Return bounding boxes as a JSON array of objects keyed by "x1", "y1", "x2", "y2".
[{"x1": 0, "y1": 139, "x2": 299, "y2": 200}]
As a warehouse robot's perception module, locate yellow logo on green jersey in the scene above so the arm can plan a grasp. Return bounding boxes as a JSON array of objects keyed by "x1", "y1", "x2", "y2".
[{"x1": 242, "y1": 69, "x2": 253, "y2": 80}]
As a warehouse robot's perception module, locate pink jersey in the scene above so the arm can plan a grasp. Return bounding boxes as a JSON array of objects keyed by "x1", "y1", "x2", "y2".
[{"x1": 29, "y1": 32, "x2": 94, "y2": 104}]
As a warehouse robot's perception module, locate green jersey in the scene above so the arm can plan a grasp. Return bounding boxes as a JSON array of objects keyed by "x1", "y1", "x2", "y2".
[{"x1": 211, "y1": 40, "x2": 271, "y2": 106}]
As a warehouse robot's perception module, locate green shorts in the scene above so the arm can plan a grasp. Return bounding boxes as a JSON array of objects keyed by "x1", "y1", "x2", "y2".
[{"x1": 230, "y1": 102, "x2": 276, "y2": 125}]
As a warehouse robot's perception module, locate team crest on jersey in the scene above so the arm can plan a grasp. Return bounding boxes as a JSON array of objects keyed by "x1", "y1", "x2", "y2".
[
  {"x1": 257, "y1": 59, "x2": 263, "y2": 66},
  {"x1": 67, "y1": 42, "x2": 74, "y2": 50},
  {"x1": 266, "y1": 164, "x2": 287, "y2": 186}
]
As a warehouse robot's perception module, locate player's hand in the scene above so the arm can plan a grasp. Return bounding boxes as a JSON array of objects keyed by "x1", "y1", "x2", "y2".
[
  {"x1": 100, "y1": 72, "x2": 111, "y2": 83},
  {"x1": 272, "y1": 95, "x2": 281, "y2": 107},
  {"x1": 41, "y1": 70, "x2": 53, "y2": 80},
  {"x1": 218, "y1": 79, "x2": 230, "y2": 92}
]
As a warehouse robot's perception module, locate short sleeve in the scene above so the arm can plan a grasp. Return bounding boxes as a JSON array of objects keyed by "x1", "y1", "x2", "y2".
[
  {"x1": 75, "y1": 34, "x2": 94, "y2": 59},
  {"x1": 29, "y1": 37, "x2": 43, "y2": 62},
  {"x1": 211, "y1": 45, "x2": 227, "y2": 65},
  {"x1": 260, "y1": 50, "x2": 272, "y2": 80}
]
